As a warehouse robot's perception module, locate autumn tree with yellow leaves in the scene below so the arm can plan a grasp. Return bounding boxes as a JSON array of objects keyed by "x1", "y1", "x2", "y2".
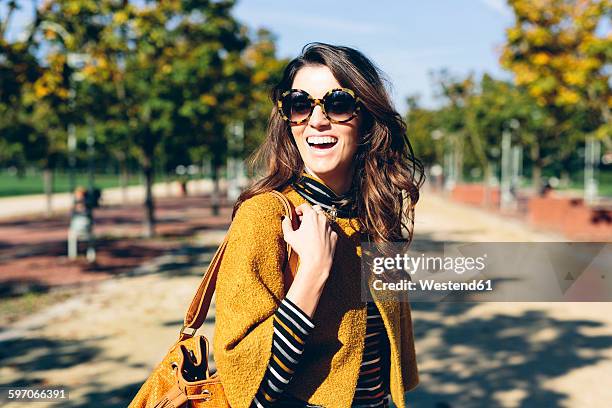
[
  {"x1": 1, "y1": 0, "x2": 284, "y2": 233},
  {"x1": 501, "y1": 0, "x2": 611, "y2": 190}
]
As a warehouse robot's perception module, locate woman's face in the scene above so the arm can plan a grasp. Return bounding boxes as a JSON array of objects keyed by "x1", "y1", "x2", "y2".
[{"x1": 289, "y1": 65, "x2": 361, "y2": 192}]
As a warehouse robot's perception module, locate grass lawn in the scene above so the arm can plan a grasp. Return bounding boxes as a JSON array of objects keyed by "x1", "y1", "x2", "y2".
[
  {"x1": 527, "y1": 170, "x2": 612, "y2": 197},
  {"x1": 0, "y1": 171, "x2": 145, "y2": 197},
  {"x1": 461, "y1": 169, "x2": 612, "y2": 197},
  {"x1": 0, "y1": 289, "x2": 76, "y2": 326}
]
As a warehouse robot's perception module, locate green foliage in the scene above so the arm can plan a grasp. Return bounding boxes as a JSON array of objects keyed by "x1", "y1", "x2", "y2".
[
  {"x1": 406, "y1": 70, "x2": 601, "y2": 188},
  {"x1": 501, "y1": 0, "x2": 611, "y2": 148},
  {"x1": 1, "y1": 0, "x2": 285, "y2": 236}
]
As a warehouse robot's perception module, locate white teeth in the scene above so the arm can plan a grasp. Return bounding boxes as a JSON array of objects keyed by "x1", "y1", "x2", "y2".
[{"x1": 307, "y1": 136, "x2": 338, "y2": 145}]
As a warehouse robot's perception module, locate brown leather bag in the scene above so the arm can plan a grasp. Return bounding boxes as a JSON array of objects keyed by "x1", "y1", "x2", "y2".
[{"x1": 129, "y1": 190, "x2": 298, "y2": 408}]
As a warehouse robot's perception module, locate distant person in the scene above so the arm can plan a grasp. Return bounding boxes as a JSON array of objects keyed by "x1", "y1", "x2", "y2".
[
  {"x1": 72, "y1": 186, "x2": 88, "y2": 216},
  {"x1": 540, "y1": 180, "x2": 553, "y2": 197},
  {"x1": 68, "y1": 186, "x2": 93, "y2": 261},
  {"x1": 179, "y1": 175, "x2": 189, "y2": 196},
  {"x1": 211, "y1": 43, "x2": 424, "y2": 407}
]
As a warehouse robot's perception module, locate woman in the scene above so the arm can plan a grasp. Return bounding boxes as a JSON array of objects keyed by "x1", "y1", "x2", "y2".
[{"x1": 213, "y1": 42, "x2": 424, "y2": 408}]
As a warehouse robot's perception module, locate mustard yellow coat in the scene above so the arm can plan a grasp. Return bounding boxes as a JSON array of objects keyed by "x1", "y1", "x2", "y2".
[{"x1": 213, "y1": 185, "x2": 419, "y2": 408}]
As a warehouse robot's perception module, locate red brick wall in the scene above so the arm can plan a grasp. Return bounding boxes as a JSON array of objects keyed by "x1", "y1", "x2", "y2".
[
  {"x1": 449, "y1": 184, "x2": 612, "y2": 240},
  {"x1": 528, "y1": 196, "x2": 611, "y2": 240},
  {"x1": 450, "y1": 184, "x2": 500, "y2": 208}
]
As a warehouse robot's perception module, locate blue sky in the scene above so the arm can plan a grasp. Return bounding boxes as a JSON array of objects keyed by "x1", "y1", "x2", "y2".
[
  {"x1": 3, "y1": 0, "x2": 516, "y2": 112},
  {"x1": 232, "y1": 0, "x2": 515, "y2": 111}
]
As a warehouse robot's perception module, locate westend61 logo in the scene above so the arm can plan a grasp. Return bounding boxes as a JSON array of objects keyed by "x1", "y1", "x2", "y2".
[
  {"x1": 360, "y1": 242, "x2": 611, "y2": 302},
  {"x1": 371, "y1": 253, "x2": 487, "y2": 276}
]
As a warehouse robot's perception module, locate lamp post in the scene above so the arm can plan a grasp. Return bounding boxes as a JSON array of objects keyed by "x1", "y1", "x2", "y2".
[
  {"x1": 500, "y1": 119, "x2": 521, "y2": 210},
  {"x1": 500, "y1": 130, "x2": 512, "y2": 209},
  {"x1": 439, "y1": 130, "x2": 457, "y2": 192},
  {"x1": 227, "y1": 121, "x2": 244, "y2": 201},
  {"x1": 431, "y1": 129, "x2": 444, "y2": 190},
  {"x1": 584, "y1": 136, "x2": 600, "y2": 204}
]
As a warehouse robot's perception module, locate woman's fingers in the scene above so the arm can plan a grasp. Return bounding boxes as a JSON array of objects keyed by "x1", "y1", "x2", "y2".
[
  {"x1": 331, "y1": 230, "x2": 338, "y2": 244},
  {"x1": 281, "y1": 215, "x2": 294, "y2": 242},
  {"x1": 280, "y1": 201, "x2": 338, "y2": 274},
  {"x1": 295, "y1": 203, "x2": 313, "y2": 215},
  {"x1": 291, "y1": 202, "x2": 333, "y2": 234},
  {"x1": 295, "y1": 203, "x2": 328, "y2": 224}
]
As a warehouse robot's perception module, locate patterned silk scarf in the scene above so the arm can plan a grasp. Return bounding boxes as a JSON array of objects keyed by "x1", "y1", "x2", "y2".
[{"x1": 290, "y1": 169, "x2": 358, "y2": 220}]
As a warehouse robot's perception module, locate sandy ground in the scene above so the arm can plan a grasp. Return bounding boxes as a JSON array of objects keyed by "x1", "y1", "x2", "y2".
[{"x1": 0, "y1": 187, "x2": 610, "y2": 408}]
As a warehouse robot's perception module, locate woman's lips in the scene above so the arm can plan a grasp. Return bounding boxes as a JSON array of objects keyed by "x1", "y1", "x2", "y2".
[
  {"x1": 306, "y1": 135, "x2": 338, "y2": 150},
  {"x1": 305, "y1": 138, "x2": 339, "y2": 156}
]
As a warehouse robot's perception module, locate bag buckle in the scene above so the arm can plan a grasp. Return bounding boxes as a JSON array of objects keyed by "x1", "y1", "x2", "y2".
[{"x1": 181, "y1": 325, "x2": 197, "y2": 337}]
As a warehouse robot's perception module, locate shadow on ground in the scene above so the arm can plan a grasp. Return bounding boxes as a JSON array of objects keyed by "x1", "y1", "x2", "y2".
[
  {"x1": 0, "y1": 336, "x2": 144, "y2": 408},
  {"x1": 0, "y1": 239, "x2": 222, "y2": 407},
  {"x1": 2, "y1": 232, "x2": 610, "y2": 407},
  {"x1": 3, "y1": 302, "x2": 609, "y2": 407},
  {"x1": 404, "y1": 302, "x2": 612, "y2": 408},
  {"x1": 395, "y1": 233, "x2": 612, "y2": 407}
]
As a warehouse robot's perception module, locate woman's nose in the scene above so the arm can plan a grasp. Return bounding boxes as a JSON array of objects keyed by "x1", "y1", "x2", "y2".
[{"x1": 308, "y1": 104, "x2": 330, "y2": 127}]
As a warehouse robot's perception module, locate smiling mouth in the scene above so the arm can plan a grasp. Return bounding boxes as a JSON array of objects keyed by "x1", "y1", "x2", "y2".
[{"x1": 306, "y1": 136, "x2": 338, "y2": 150}]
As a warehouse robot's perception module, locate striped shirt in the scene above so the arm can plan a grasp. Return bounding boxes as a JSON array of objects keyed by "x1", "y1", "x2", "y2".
[
  {"x1": 250, "y1": 298, "x2": 390, "y2": 407},
  {"x1": 352, "y1": 302, "x2": 391, "y2": 407},
  {"x1": 251, "y1": 297, "x2": 315, "y2": 408}
]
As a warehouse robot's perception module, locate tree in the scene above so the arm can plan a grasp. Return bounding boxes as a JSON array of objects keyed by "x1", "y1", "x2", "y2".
[
  {"x1": 0, "y1": 4, "x2": 42, "y2": 171},
  {"x1": 1, "y1": 0, "x2": 69, "y2": 215},
  {"x1": 67, "y1": 0, "x2": 250, "y2": 235},
  {"x1": 501, "y1": 0, "x2": 611, "y2": 189},
  {"x1": 430, "y1": 69, "x2": 475, "y2": 184},
  {"x1": 464, "y1": 74, "x2": 560, "y2": 190},
  {"x1": 241, "y1": 28, "x2": 288, "y2": 155},
  {"x1": 404, "y1": 95, "x2": 443, "y2": 168}
]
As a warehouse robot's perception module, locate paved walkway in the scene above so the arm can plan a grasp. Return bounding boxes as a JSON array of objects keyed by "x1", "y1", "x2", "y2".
[
  {"x1": 0, "y1": 187, "x2": 610, "y2": 407},
  {"x1": 0, "y1": 190, "x2": 233, "y2": 310},
  {"x1": 407, "y1": 188, "x2": 612, "y2": 408}
]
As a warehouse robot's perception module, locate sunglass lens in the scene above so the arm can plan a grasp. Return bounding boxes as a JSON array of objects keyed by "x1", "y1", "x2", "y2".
[
  {"x1": 325, "y1": 90, "x2": 356, "y2": 121},
  {"x1": 282, "y1": 91, "x2": 311, "y2": 122}
]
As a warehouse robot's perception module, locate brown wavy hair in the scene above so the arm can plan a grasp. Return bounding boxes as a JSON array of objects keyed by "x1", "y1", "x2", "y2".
[{"x1": 233, "y1": 42, "x2": 425, "y2": 249}]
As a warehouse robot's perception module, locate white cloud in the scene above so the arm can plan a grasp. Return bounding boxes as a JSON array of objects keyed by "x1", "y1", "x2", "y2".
[
  {"x1": 238, "y1": 10, "x2": 396, "y2": 35},
  {"x1": 478, "y1": 0, "x2": 513, "y2": 18}
]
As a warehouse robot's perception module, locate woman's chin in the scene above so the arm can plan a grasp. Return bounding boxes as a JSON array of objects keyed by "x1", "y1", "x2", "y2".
[{"x1": 305, "y1": 163, "x2": 342, "y2": 177}]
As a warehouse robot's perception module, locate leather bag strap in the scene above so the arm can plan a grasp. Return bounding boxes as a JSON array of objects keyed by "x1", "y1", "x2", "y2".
[{"x1": 178, "y1": 190, "x2": 298, "y2": 342}]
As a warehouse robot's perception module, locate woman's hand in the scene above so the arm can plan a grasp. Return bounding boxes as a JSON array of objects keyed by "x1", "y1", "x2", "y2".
[
  {"x1": 281, "y1": 203, "x2": 338, "y2": 317},
  {"x1": 282, "y1": 203, "x2": 338, "y2": 274}
]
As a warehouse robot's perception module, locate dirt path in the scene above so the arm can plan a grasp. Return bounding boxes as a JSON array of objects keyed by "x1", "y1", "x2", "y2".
[
  {"x1": 0, "y1": 187, "x2": 610, "y2": 408},
  {"x1": 0, "y1": 229, "x2": 227, "y2": 408},
  {"x1": 406, "y1": 189, "x2": 612, "y2": 408}
]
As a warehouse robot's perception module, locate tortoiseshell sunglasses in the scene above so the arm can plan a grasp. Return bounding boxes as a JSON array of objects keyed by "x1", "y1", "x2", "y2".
[{"x1": 277, "y1": 87, "x2": 362, "y2": 125}]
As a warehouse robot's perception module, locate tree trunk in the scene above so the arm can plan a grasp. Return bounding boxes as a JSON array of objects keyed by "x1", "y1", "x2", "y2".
[
  {"x1": 530, "y1": 142, "x2": 542, "y2": 194},
  {"x1": 211, "y1": 162, "x2": 220, "y2": 216},
  {"x1": 43, "y1": 167, "x2": 53, "y2": 218},
  {"x1": 560, "y1": 170, "x2": 570, "y2": 188},
  {"x1": 165, "y1": 171, "x2": 172, "y2": 197},
  {"x1": 453, "y1": 133, "x2": 464, "y2": 183},
  {"x1": 483, "y1": 162, "x2": 492, "y2": 207},
  {"x1": 120, "y1": 159, "x2": 128, "y2": 205},
  {"x1": 143, "y1": 159, "x2": 156, "y2": 238}
]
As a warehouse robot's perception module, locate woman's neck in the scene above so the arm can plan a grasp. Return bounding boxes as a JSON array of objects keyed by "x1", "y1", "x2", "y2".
[{"x1": 304, "y1": 165, "x2": 354, "y2": 196}]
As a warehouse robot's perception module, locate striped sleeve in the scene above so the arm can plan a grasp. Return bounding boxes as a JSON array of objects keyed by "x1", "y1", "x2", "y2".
[{"x1": 250, "y1": 297, "x2": 315, "y2": 408}]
